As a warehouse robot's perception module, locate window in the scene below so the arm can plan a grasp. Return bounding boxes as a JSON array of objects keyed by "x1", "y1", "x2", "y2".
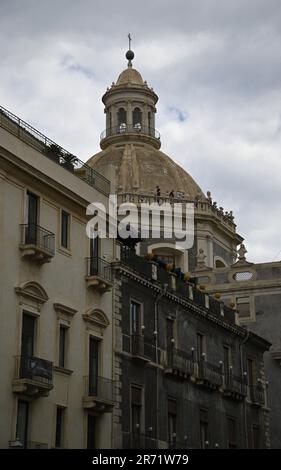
[
  {"x1": 236, "y1": 297, "x2": 251, "y2": 318},
  {"x1": 199, "y1": 409, "x2": 209, "y2": 449},
  {"x1": 61, "y1": 210, "x2": 70, "y2": 249},
  {"x1": 89, "y1": 337, "x2": 99, "y2": 396},
  {"x1": 247, "y1": 358, "x2": 256, "y2": 400},
  {"x1": 16, "y1": 400, "x2": 29, "y2": 448},
  {"x1": 118, "y1": 108, "x2": 127, "y2": 127},
  {"x1": 227, "y1": 417, "x2": 237, "y2": 448},
  {"x1": 26, "y1": 192, "x2": 39, "y2": 244},
  {"x1": 133, "y1": 107, "x2": 142, "y2": 128},
  {"x1": 252, "y1": 424, "x2": 260, "y2": 449},
  {"x1": 197, "y1": 333, "x2": 206, "y2": 361},
  {"x1": 58, "y1": 326, "x2": 67, "y2": 368},
  {"x1": 87, "y1": 415, "x2": 96, "y2": 449},
  {"x1": 223, "y1": 346, "x2": 232, "y2": 380},
  {"x1": 21, "y1": 313, "x2": 35, "y2": 358},
  {"x1": 168, "y1": 398, "x2": 177, "y2": 447},
  {"x1": 130, "y1": 301, "x2": 142, "y2": 335},
  {"x1": 131, "y1": 385, "x2": 142, "y2": 447},
  {"x1": 55, "y1": 406, "x2": 65, "y2": 448}
]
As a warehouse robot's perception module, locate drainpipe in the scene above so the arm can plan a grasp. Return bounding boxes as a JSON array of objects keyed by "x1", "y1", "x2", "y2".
[
  {"x1": 154, "y1": 284, "x2": 168, "y2": 444},
  {"x1": 239, "y1": 331, "x2": 250, "y2": 449}
]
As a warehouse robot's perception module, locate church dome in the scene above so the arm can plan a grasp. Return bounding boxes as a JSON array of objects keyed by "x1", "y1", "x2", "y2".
[
  {"x1": 86, "y1": 143, "x2": 205, "y2": 200},
  {"x1": 116, "y1": 67, "x2": 144, "y2": 86}
]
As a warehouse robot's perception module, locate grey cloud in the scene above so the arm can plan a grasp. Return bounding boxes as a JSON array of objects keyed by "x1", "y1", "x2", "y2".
[{"x1": 0, "y1": 1, "x2": 281, "y2": 262}]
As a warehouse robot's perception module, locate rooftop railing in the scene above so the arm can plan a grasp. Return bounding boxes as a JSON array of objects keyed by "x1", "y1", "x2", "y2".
[
  {"x1": 100, "y1": 125, "x2": 161, "y2": 141},
  {"x1": 0, "y1": 104, "x2": 110, "y2": 195}
]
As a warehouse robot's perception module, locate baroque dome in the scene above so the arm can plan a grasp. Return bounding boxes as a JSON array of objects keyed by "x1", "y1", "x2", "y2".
[
  {"x1": 86, "y1": 142, "x2": 205, "y2": 200},
  {"x1": 116, "y1": 67, "x2": 144, "y2": 86}
]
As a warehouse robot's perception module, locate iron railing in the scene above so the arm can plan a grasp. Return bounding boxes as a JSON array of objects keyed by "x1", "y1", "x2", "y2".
[
  {"x1": 20, "y1": 223, "x2": 55, "y2": 256},
  {"x1": 197, "y1": 360, "x2": 223, "y2": 387},
  {"x1": 15, "y1": 355, "x2": 53, "y2": 386},
  {"x1": 86, "y1": 256, "x2": 112, "y2": 282},
  {"x1": 165, "y1": 347, "x2": 194, "y2": 376},
  {"x1": 249, "y1": 384, "x2": 265, "y2": 406},
  {"x1": 84, "y1": 375, "x2": 114, "y2": 403},
  {"x1": 100, "y1": 125, "x2": 161, "y2": 141},
  {"x1": 0, "y1": 104, "x2": 110, "y2": 195},
  {"x1": 223, "y1": 371, "x2": 247, "y2": 397},
  {"x1": 122, "y1": 334, "x2": 160, "y2": 363}
]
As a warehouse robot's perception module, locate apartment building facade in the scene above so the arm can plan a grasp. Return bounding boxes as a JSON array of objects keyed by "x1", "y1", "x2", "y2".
[
  {"x1": 113, "y1": 246, "x2": 270, "y2": 449},
  {"x1": 0, "y1": 106, "x2": 116, "y2": 449}
]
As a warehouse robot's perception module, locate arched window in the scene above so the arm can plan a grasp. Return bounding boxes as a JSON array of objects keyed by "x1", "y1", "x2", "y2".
[
  {"x1": 118, "y1": 108, "x2": 127, "y2": 129},
  {"x1": 148, "y1": 111, "x2": 152, "y2": 135},
  {"x1": 133, "y1": 107, "x2": 142, "y2": 130}
]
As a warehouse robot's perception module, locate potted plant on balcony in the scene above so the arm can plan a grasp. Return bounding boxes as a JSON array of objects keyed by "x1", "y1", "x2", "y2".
[
  {"x1": 44, "y1": 143, "x2": 63, "y2": 163},
  {"x1": 60, "y1": 153, "x2": 78, "y2": 173}
]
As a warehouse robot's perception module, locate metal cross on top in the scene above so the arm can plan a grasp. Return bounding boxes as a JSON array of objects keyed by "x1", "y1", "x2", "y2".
[{"x1": 128, "y1": 33, "x2": 132, "y2": 51}]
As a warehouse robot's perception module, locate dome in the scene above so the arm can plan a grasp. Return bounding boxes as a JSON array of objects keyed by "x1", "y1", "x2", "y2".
[
  {"x1": 116, "y1": 67, "x2": 144, "y2": 86},
  {"x1": 86, "y1": 143, "x2": 205, "y2": 200}
]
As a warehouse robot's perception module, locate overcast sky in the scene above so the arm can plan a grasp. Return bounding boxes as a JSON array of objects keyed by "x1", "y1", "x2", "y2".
[{"x1": 0, "y1": 0, "x2": 281, "y2": 263}]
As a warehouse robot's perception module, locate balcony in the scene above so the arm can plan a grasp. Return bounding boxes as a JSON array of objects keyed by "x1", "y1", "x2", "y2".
[
  {"x1": 123, "y1": 334, "x2": 157, "y2": 363},
  {"x1": 12, "y1": 356, "x2": 53, "y2": 397},
  {"x1": 85, "y1": 257, "x2": 112, "y2": 292},
  {"x1": 83, "y1": 376, "x2": 115, "y2": 413},
  {"x1": 19, "y1": 224, "x2": 55, "y2": 263},
  {"x1": 100, "y1": 125, "x2": 161, "y2": 150},
  {"x1": 249, "y1": 383, "x2": 265, "y2": 407},
  {"x1": 164, "y1": 347, "x2": 194, "y2": 379},
  {"x1": 122, "y1": 432, "x2": 158, "y2": 449},
  {"x1": 9, "y1": 440, "x2": 48, "y2": 449},
  {"x1": 194, "y1": 359, "x2": 223, "y2": 390},
  {"x1": 222, "y1": 371, "x2": 247, "y2": 401}
]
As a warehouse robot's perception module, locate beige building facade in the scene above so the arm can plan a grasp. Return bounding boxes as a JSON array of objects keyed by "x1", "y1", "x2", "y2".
[{"x1": 0, "y1": 106, "x2": 116, "y2": 449}]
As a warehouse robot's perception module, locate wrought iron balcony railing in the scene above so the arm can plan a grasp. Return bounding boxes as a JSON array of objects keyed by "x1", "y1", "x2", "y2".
[
  {"x1": 122, "y1": 334, "x2": 160, "y2": 363},
  {"x1": 14, "y1": 355, "x2": 53, "y2": 386},
  {"x1": 20, "y1": 223, "x2": 55, "y2": 256},
  {"x1": 100, "y1": 125, "x2": 161, "y2": 141},
  {"x1": 223, "y1": 371, "x2": 247, "y2": 399},
  {"x1": 0, "y1": 104, "x2": 110, "y2": 195},
  {"x1": 165, "y1": 347, "x2": 194, "y2": 377},
  {"x1": 84, "y1": 375, "x2": 115, "y2": 403},
  {"x1": 86, "y1": 256, "x2": 112, "y2": 282},
  {"x1": 196, "y1": 359, "x2": 223, "y2": 389},
  {"x1": 249, "y1": 384, "x2": 265, "y2": 406}
]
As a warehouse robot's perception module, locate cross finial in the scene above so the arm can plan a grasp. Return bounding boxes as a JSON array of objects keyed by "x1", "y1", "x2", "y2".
[{"x1": 128, "y1": 33, "x2": 132, "y2": 51}]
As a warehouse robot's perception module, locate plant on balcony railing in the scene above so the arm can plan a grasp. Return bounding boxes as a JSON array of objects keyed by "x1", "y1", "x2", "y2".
[{"x1": 21, "y1": 223, "x2": 55, "y2": 256}]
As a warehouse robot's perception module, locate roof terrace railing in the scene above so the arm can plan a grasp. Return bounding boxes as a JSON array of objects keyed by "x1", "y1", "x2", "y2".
[{"x1": 0, "y1": 104, "x2": 110, "y2": 196}]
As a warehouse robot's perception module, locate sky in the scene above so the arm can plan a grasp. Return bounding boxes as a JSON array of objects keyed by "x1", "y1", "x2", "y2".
[{"x1": 0, "y1": 0, "x2": 281, "y2": 263}]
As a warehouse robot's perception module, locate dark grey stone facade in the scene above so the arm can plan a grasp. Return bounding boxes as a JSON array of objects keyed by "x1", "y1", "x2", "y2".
[{"x1": 114, "y1": 251, "x2": 270, "y2": 449}]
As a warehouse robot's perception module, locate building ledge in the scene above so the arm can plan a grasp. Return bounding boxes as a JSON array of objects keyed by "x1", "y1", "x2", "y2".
[
  {"x1": 19, "y1": 244, "x2": 54, "y2": 263},
  {"x1": 85, "y1": 275, "x2": 112, "y2": 292},
  {"x1": 82, "y1": 396, "x2": 114, "y2": 413}
]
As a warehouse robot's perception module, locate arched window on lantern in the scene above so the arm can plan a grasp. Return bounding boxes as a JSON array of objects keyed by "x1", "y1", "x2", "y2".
[
  {"x1": 133, "y1": 107, "x2": 142, "y2": 131},
  {"x1": 148, "y1": 111, "x2": 152, "y2": 135},
  {"x1": 118, "y1": 108, "x2": 127, "y2": 132}
]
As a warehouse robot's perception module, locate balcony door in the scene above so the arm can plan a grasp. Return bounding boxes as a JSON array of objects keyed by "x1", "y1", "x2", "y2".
[
  {"x1": 89, "y1": 337, "x2": 99, "y2": 396},
  {"x1": 16, "y1": 400, "x2": 29, "y2": 448},
  {"x1": 26, "y1": 191, "x2": 38, "y2": 244},
  {"x1": 90, "y1": 236, "x2": 99, "y2": 276},
  {"x1": 20, "y1": 313, "x2": 35, "y2": 379},
  {"x1": 21, "y1": 313, "x2": 35, "y2": 358}
]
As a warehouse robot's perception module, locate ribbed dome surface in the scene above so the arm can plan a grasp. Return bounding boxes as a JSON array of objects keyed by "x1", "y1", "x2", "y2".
[
  {"x1": 116, "y1": 67, "x2": 144, "y2": 86},
  {"x1": 87, "y1": 143, "x2": 205, "y2": 200}
]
